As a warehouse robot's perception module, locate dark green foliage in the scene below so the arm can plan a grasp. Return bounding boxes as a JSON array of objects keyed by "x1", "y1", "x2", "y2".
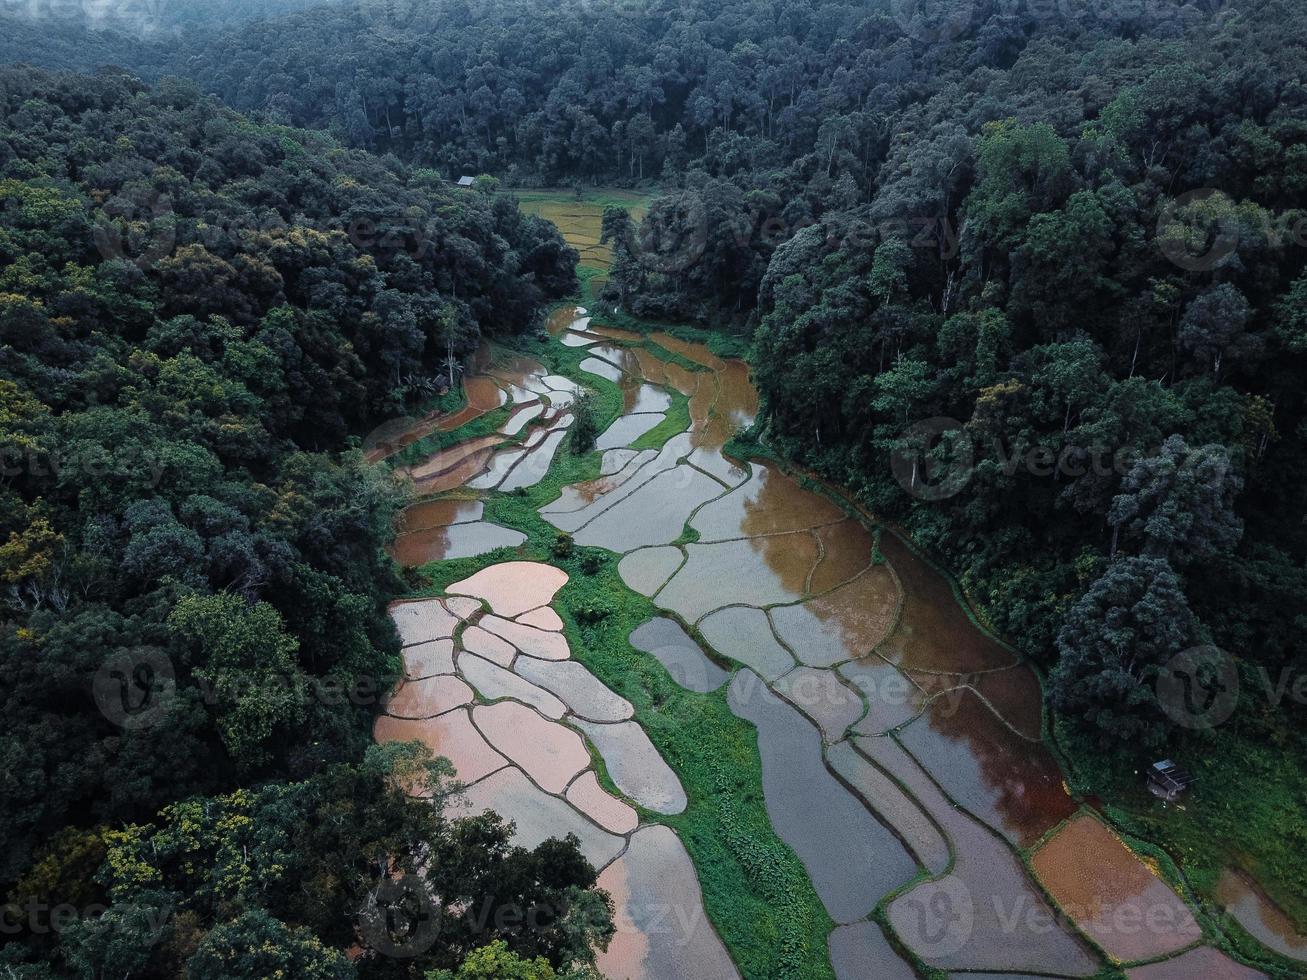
[
  {"x1": 0, "y1": 66, "x2": 594, "y2": 977},
  {"x1": 1049, "y1": 556, "x2": 1199, "y2": 749},
  {"x1": 567, "y1": 391, "x2": 600, "y2": 454}
]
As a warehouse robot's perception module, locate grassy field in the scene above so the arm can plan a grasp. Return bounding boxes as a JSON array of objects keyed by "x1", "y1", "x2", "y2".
[{"x1": 511, "y1": 186, "x2": 660, "y2": 278}]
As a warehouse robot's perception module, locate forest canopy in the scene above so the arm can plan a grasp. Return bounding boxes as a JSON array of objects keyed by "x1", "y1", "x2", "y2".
[
  {"x1": 0, "y1": 65, "x2": 592, "y2": 978},
  {"x1": 2, "y1": 0, "x2": 1307, "y2": 971}
]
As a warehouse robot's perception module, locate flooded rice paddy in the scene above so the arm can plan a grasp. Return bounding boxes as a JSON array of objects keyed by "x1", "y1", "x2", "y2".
[
  {"x1": 1031, "y1": 814, "x2": 1200, "y2": 962},
  {"x1": 1214, "y1": 869, "x2": 1307, "y2": 963},
  {"x1": 372, "y1": 300, "x2": 1274, "y2": 976},
  {"x1": 375, "y1": 563, "x2": 731, "y2": 973}
]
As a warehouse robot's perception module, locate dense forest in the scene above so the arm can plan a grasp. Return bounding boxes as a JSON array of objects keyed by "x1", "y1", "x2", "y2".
[
  {"x1": 0, "y1": 66, "x2": 603, "y2": 978},
  {"x1": 3, "y1": 0, "x2": 1307, "y2": 972}
]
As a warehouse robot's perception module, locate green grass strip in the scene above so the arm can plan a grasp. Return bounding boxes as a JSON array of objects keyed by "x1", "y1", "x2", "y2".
[{"x1": 396, "y1": 336, "x2": 836, "y2": 980}]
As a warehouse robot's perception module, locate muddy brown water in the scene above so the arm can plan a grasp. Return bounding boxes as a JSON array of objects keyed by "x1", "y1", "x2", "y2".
[
  {"x1": 811, "y1": 518, "x2": 876, "y2": 593},
  {"x1": 1032, "y1": 814, "x2": 1201, "y2": 962},
  {"x1": 691, "y1": 461, "x2": 845, "y2": 540},
  {"x1": 770, "y1": 565, "x2": 900, "y2": 668},
  {"x1": 875, "y1": 531, "x2": 1018, "y2": 674},
  {"x1": 897, "y1": 688, "x2": 1074, "y2": 848},
  {"x1": 389, "y1": 521, "x2": 525, "y2": 566},
  {"x1": 398, "y1": 498, "x2": 483, "y2": 531},
  {"x1": 1213, "y1": 868, "x2": 1307, "y2": 963}
]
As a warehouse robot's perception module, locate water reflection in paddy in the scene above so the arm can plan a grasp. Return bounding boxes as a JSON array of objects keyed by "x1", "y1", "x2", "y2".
[
  {"x1": 373, "y1": 709, "x2": 506, "y2": 786},
  {"x1": 627, "y1": 617, "x2": 730, "y2": 693},
  {"x1": 697, "y1": 605, "x2": 796, "y2": 680},
  {"x1": 1125, "y1": 946, "x2": 1268, "y2": 979},
  {"x1": 828, "y1": 920, "x2": 919, "y2": 980},
  {"x1": 573, "y1": 465, "x2": 724, "y2": 552},
  {"x1": 391, "y1": 302, "x2": 1205, "y2": 978},
  {"x1": 690, "y1": 462, "x2": 844, "y2": 540},
  {"x1": 1214, "y1": 869, "x2": 1307, "y2": 963},
  {"x1": 876, "y1": 531, "x2": 1017, "y2": 674},
  {"x1": 594, "y1": 412, "x2": 664, "y2": 450},
  {"x1": 897, "y1": 688, "x2": 1074, "y2": 847},
  {"x1": 596, "y1": 826, "x2": 740, "y2": 980},
  {"x1": 868, "y1": 734, "x2": 1097, "y2": 974},
  {"x1": 655, "y1": 533, "x2": 819, "y2": 622},
  {"x1": 727, "y1": 669, "x2": 917, "y2": 923},
  {"x1": 770, "y1": 565, "x2": 899, "y2": 668},
  {"x1": 616, "y1": 545, "x2": 684, "y2": 597},
  {"x1": 462, "y1": 766, "x2": 624, "y2": 870}
]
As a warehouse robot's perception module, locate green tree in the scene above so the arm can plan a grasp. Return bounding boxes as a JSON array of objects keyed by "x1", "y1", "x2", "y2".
[
  {"x1": 428, "y1": 940, "x2": 557, "y2": 980},
  {"x1": 168, "y1": 593, "x2": 308, "y2": 765},
  {"x1": 186, "y1": 910, "x2": 354, "y2": 980},
  {"x1": 1050, "y1": 556, "x2": 1200, "y2": 749},
  {"x1": 1107, "y1": 434, "x2": 1243, "y2": 564}
]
